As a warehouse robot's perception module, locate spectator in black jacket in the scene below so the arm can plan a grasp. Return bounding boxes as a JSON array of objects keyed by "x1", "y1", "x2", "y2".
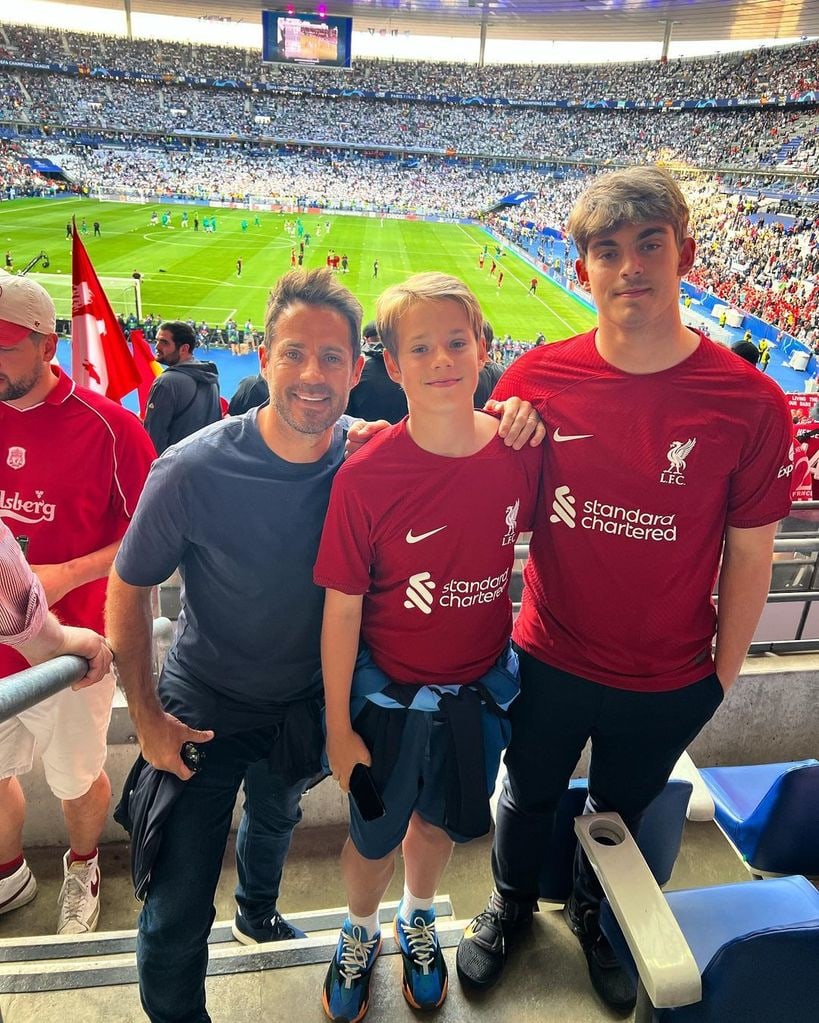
[
  {"x1": 144, "y1": 321, "x2": 221, "y2": 454},
  {"x1": 474, "y1": 321, "x2": 504, "y2": 407},
  {"x1": 228, "y1": 351, "x2": 269, "y2": 415},
  {"x1": 345, "y1": 321, "x2": 408, "y2": 424}
]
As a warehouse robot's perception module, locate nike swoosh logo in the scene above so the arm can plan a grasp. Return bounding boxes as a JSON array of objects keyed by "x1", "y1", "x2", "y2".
[
  {"x1": 553, "y1": 429, "x2": 594, "y2": 443},
  {"x1": 406, "y1": 526, "x2": 447, "y2": 544}
]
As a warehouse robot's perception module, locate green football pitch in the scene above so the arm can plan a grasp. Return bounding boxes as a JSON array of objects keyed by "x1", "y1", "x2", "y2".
[{"x1": 0, "y1": 197, "x2": 596, "y2": 341}]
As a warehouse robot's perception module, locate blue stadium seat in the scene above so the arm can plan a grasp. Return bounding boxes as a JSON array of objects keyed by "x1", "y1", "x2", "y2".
[
  {"x1": 699, "y1": 760, "x2": 819, "y2": 877},
  {"x1": 538, "y1": 778, "x2": 692, "y2": 902},
  {"x1": 600, "y1": 875, "x2": 819, "y2": 1023}
]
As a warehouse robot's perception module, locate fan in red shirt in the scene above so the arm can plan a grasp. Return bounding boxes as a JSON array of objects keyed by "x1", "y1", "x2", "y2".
[{"x1": 0, "y1": 271, "x2": 154, "y2": 937}]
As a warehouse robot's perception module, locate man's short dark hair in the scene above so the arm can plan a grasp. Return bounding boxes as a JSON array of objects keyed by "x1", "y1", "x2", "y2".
[
  {"x1": 730, "y1": 340, "x2": 760, "y2": 366},
  {"x1": 265, "y1": 268, "x2": 362, "y2": 361},
  {"x1": 159, "y1": 320, "x2": 198, "y2": 351},
  {"x1": 482, "y1": 321, "x2": 494, "y2": 345},
  {"x1": 362, "y1": 320, "x2": 379, "y2": 341}
]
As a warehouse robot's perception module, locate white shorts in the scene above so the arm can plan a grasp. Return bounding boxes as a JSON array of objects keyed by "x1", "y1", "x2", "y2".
[{"x1": 0, "y1": 673, "x2": 115, "y2": 800}]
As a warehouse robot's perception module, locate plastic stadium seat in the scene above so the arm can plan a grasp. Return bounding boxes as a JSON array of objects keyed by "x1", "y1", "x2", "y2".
[
  {"x1": 600, "y1": 875, "x2": 819, "y2": 1023},
  {"x1": 698, "y1": 760, "x2": 819, "y2": 877},
  {"x1": 574, "y1": 813, "x2": 819, "y2": 1023},
  {"x1": 538, "y1": 778, "x2": 692, "y2": 902}
]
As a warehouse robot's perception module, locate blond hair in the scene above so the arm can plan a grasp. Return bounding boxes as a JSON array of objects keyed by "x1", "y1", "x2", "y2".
[
  {"x1": 568, "y1": 166, "x2": 690, "y2": 260},
  {"x1": 375, "y1": 272, "x2": 483, "y2": 359}
]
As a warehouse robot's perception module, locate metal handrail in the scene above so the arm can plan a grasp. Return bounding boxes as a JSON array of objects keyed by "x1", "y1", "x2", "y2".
[
  {"x1": 0, "y1": 617, "x2": 175, "y2": 726},
  {"x1": 0, "y1": 656, "x2": 88, "y2": 724}
]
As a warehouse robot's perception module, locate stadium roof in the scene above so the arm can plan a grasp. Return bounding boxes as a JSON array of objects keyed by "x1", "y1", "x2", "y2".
[{"x1": 51, "y1": 0, "x2": 819, "y2": 45}]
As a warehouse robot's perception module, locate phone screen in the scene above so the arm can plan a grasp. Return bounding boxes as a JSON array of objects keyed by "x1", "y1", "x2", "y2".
[{"x1": 349, "y1": 763, "x2": 386, "y2": 822}]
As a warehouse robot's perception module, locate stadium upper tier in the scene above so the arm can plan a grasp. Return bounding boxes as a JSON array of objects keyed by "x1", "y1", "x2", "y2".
[
  {"x1": 1, "y1": 24, "x2": 818, "y2": 105},
  {"x1": 1, "y1": 69, "x2": 818, "y2": 173}
]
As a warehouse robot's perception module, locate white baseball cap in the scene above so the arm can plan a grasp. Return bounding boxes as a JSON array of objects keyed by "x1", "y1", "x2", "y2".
[{"x1": 0, "y1": 270, "x2": 57, "y2": 344}]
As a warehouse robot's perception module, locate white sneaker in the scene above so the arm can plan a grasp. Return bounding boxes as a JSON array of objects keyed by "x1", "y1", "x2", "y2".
[
  {"x1": 0, "y1": 860, "x2": 37, "y2": 915},
  {"x1": 57, "y1": 851, "x2": 100, "y2": 935}
]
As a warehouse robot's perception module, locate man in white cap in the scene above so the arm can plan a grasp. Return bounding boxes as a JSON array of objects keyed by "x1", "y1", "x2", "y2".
[{"x1": 0, "y1": 271, "x2": 155, "y2": 933}]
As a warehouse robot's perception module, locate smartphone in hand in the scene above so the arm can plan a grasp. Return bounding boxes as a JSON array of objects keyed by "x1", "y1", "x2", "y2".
[{"x1": 349, "y1": 763, "x2": 386, "y2": 821}]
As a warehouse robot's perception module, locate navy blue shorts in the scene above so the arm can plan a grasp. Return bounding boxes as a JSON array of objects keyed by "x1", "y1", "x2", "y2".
[{"x1": 348, "y1": 695, "x2": 512, "y2": 860}]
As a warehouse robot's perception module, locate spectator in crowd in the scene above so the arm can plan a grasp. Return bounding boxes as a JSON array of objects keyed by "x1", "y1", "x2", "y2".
[
  {"x1": 731, "y1": 339, "x2": 761, "y2": 366},
  {"x1": 106, "y1": 269, "x2": 369, "y2": 1023},
  {"x1": 474, "y1": 321, "x2": 504, "y2": 407},
  {"x1": 227, "y1": 351, "x2": 269, "y2": 415},
  {"x1": 316, "y1": 272, "x2": 541, "y2": 1021},
  {"x1": 0, "y1": 271, "x2": 154, "y2": 935},
  {"x1": 144, "y1": 320, "x2": 221, "y2": 455},
  {"x1": 345, "y1": 321, "x2": 408, "y2": 425}
]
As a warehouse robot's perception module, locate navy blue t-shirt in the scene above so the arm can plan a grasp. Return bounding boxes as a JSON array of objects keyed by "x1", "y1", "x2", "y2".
[{"x1": 116, "y1": 408, "x2": 351, "y2": 708}]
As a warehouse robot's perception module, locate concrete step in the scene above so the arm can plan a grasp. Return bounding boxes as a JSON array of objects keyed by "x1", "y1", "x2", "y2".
[{"x1": 0, "y1": 899, "x2": 455, "y2": 994}]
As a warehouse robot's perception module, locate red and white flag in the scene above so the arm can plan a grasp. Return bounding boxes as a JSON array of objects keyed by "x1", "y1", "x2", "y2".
[{"x1": 71, "y1": 223, "x2": 140, "y2": 401}]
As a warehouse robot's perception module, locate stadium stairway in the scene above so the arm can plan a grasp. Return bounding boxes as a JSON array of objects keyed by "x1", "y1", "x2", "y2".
[
  {"x1": 772, "y1": 137, "x2": 803, "y2": 164},
  {"x1": 0, "y1": 820, "x2": 755, "y2": 1023},
  {"x1": 2, "y1": 651, "x2": 817, "y2": 1021}
]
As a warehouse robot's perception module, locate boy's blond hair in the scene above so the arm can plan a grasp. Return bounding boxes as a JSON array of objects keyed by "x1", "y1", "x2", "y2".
[
  {"x1": 375, "y1": 272, "x2": 483, "y2": 359},
  {"x1": 568, "y1": 166, "x2": 690, "y2": 261}
]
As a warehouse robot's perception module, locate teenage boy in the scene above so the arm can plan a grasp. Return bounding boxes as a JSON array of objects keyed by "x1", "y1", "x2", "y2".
[
  {"x1": 315, "y1": 272, "x2": 542, "y2": 1022},
  {"x1": 456, "y1": 166, "x2": 793, "y2": 1011}
]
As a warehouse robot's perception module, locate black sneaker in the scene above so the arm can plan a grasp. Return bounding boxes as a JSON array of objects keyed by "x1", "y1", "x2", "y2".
[
  {"x1": 232, "y1": 907, "x2": 307, "y2": 944},
  {"x1": 563, "y1": 896, "x2": 636, "y2": 1014},
  {"x1": 456, "y1": 890, "x2": 534, "y2": 990}
]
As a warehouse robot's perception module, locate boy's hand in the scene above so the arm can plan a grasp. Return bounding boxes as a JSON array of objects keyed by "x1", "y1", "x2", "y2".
[
  {"x1": 327, "y1": 727, "x2": 372, "y2": 793},
  {"x1": 486, "y1": 398, "x2": 547, "y2": 449},
  {"x1": 345, "y1": 419, "x2": 391, "y2": 459}
]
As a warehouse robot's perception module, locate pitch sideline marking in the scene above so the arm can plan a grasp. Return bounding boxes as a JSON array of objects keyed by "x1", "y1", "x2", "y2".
[{"x1": 456, "y1": 224, "x2": 578, "y2": 334}]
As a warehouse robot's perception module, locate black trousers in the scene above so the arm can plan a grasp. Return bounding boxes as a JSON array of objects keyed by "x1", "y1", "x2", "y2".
[{"x1": 492, "y1": 646, "x2": 724, "y2": 909}]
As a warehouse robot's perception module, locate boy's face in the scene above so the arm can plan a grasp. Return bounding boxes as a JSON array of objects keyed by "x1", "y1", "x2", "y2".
[
  {"x1": 575, "y1": 221, "x2": 695, "y2": 335},
  {"x1": 383, "y1": 299, "x2": 486, "y2": 413}
]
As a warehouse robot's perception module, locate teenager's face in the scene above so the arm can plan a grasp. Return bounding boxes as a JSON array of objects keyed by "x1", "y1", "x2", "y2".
[
  {"x1": 575, "y1": 221, "x2": 695, "y2": 335},
  {"x1": 384, "y1": 299, "x2": 485, "y2": 412},
  {"x1": 266, "y1": 303, "x2": 362, "y2": 436}
]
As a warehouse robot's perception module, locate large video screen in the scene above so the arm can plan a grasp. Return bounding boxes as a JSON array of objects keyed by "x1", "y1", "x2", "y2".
[{"x1": 262, "y1": 11, "x2": 353, "y2": 69}]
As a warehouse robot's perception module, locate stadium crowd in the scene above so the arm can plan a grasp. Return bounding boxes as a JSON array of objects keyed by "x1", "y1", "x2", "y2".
[
  {"x1": 5, "y1": 68, "x2": 819, "y2": 171},
  {"x1": 2, "y1": 23, "x2": 818, "y2": 103},
  {"x1": 686, "y1": 183, "x2": 819, "y2": 348},
  {"x1": 1, "y1": 24, "x2": 817, "y2": 348}
]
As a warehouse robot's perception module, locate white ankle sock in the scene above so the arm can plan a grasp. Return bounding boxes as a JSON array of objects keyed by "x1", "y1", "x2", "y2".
[
  {"x1": 400, "y1": 885, "x2": 435, "y2": 921},
  {"x1": 348, "y1": 909, "x2": 380, "y2": 938}
]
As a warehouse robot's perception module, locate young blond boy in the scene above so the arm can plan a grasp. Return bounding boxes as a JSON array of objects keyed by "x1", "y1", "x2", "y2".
[{"x1": 314, "y1": 272, "x2": 541, "y2": 1021}]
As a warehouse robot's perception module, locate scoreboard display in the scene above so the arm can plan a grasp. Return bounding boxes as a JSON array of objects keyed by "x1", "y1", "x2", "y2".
[{"x1": 262, "y1": 11, "x2": 353, "y2": 69}]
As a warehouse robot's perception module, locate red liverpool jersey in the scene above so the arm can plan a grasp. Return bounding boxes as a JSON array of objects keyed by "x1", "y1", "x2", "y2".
[
  {"x1": 315, "y1": 420, "x2": 541, "y2": 684},
  {"x1": 0, "y1": 368, "x2": 155, "y2": 676},
  {"x1": 494, "y1": 330, "x2": 793, "y2": 691}
]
